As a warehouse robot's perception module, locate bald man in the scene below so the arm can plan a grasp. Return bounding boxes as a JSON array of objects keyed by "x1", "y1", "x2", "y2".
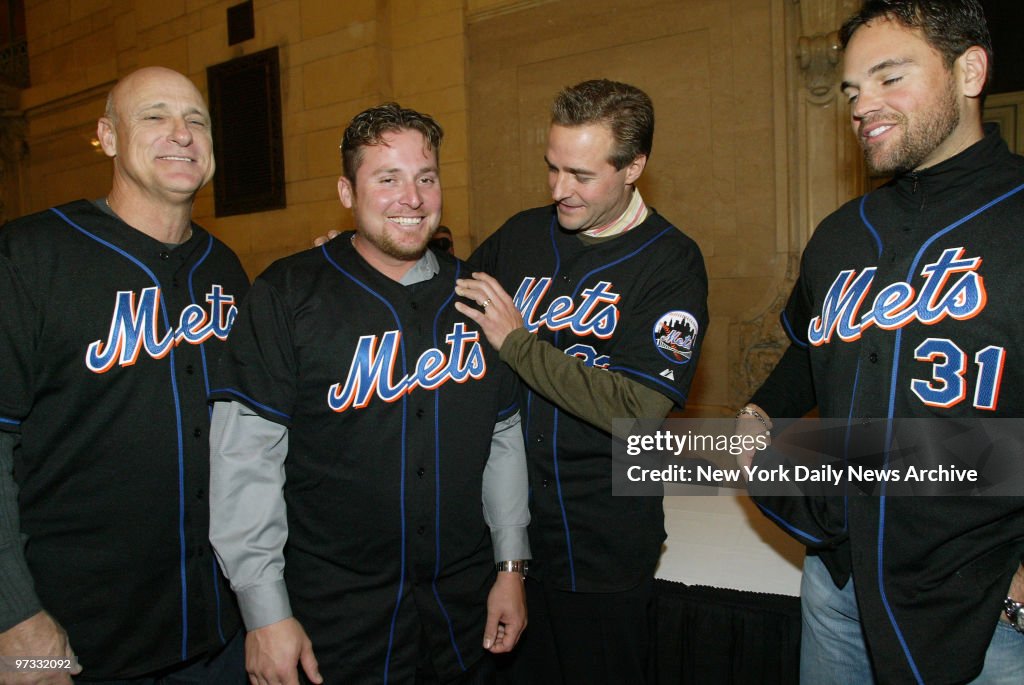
[{"x1": 0, "y1": 67, "x2": 247, "y2": 683}]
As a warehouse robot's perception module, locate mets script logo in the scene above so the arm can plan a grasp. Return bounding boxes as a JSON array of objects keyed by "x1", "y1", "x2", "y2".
[
  {"x1": 653, "y1": 311, "x2": 698, "y2": 364},
  {"x1": 512, "y1": 277, "x2": 621, "y2": 369},
  {"x1": 328, "y1": 322, "x2": 486, "y2": 411},
  {"x1": 807, "y1": 247, "x2": 985, "y2": 345},
  {"x1": 513, "y1": 277, "x2": 620, "y2": 338},
  {"x1": 86, "y1": 285, "x2": 238, "y2": 373}
]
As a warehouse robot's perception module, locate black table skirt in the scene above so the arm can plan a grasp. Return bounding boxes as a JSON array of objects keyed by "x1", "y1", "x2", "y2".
[{"x1": 654, "y1": 579, "x2": 801, "y2": 684}]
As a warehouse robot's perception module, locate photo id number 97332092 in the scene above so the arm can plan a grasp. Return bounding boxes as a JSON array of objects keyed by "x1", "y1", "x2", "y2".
[{"x1": 0, "y1": 657, "x2": 76, "y2": 671}]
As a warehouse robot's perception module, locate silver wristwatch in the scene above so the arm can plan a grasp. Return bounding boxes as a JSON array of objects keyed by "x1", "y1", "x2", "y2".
[
  {"x1": 1003, "y1": 597, "x2": 1024, "y2": 633},
  {"x1": 496, "y1": 560, "x2": 528, "y2": 578}
]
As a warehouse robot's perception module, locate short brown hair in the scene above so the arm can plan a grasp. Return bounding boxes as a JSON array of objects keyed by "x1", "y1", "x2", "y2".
[
  {"x1": 551, "y1": 80, "x2": 654, "y2": 170},
  {"x1": 340, "y1": 103, "x2": 444, "y2": 184},
  {"x1": 839, "y1": 0, "x2": 993, "y2": 92}
]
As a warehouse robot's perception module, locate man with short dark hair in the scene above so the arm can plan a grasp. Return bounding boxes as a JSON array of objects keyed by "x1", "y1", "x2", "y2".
[
  {"x1": 210, "y1": 103, "x2": 530, "y2": 685},
  {"x1": 737, "y1": 1, "x2": 1024, "y2": 682},
  {"x1": 457, "y1": 79, "x2": 708, "y2": 684},
  {"x1": 0, "y1": 66, "x2": 247, "y2": 683}
]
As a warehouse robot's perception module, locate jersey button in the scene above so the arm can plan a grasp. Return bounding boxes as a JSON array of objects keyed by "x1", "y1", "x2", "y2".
[
  {"x1": 868, "y1": 352, "x2": 878, "y2": 363},
  {"x1": 534, "y1": 434, "x2": 544, "y2": 443},
  {"x1": 542, "y1": 479, "x2": 549, "y2": 488},
  {"x1": 417, "y1": 467, "x2": 426, "y2": 478},
  {"x1": 193, "y1": 427, "x2": 202, "y2": 438},
  {"x1": 416, "y1": 408, "x2": 425, "y2": 419},
  {"x1": 159, "y1": 251, "x2": 170, "y2": 260},
  {"x1": 196, "y1": 488, "x2": 205, "y2": 500},
  {"x1": 417, "y1": 525, "x2": 426, "y2": 535},
  {"x1": 186, "y1": 364, "x2": 195, "y2": 375}
]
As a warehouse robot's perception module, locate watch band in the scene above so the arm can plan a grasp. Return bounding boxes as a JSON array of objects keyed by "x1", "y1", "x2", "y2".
[
  {"x1": 1003, "y1": 597, "x2": 1024, "y2": 633},
  {"x1": 496, "y1": 560, "x2": 528, "y2": 577}
]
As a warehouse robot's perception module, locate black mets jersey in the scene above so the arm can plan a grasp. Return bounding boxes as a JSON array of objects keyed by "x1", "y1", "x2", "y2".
[
  {"x1": 473, "y1": 207, "x2": 708, "y2": 592},
  {"x1": 752, "y1": 127, "x2": 1024, "y2": 684},
  {"x1": 210, "y1": 234, "x2": 519, "y2": 683},
  {"x1": 0, "y1": 200, "x2": 246, "y2": 678}
]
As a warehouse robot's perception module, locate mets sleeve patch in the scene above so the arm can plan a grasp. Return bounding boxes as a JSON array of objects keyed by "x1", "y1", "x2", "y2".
[{"x1": 653, "y1": 310, "x2": 699, "y2": 364}]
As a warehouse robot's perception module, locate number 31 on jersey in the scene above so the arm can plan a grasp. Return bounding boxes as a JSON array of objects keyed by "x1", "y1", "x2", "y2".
[{"x1": 911, "y1": 338, "x2": 1005, "y2": 410}]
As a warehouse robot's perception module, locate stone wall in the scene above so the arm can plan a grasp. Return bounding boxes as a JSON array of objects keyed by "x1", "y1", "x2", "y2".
[
  {"x1": 13, "y1": 0, "x2": 866, "y2": 409},
  {"x1": 17, "y1": 0, "x2": 473, "y2": 276}
]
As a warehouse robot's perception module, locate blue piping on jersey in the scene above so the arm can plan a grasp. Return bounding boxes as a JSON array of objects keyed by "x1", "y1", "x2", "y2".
[
  {"x1": 550, "y1": 410, "x2": 576, "y2": 590},
  {"x1": 570, "y1": 225, "x2": 678, "y2": 299},
  {"x1": 781, "y1": 311, "x2": 808, "y2": 349},
  {"x1": 321, "y1": 245, "x2": 409, "y2": 685},
  {"x1": 497, "y1": 400, "x2": 518, "y2": 421},
  {"x1": 186, "y1": 235, "x2": 216, "y2": 422},
  {"x1": 541, "y1": 217, "x2": 573, "y2": 582},
  {"x1": 430, "y1": 262, "x2": 467, "y2": 672},
  {"x1": 209, "y1": 388, "x2": 291, "y2": 421},
  {"x1": 184, "y1": 235, "x2": 228, "y2": 645},
  {"x1": 51, "y1": 207, "x2": 192, "y2": 660},
  {"x1": 210, "y1": 557, "x2": 225, "y2": 643},
  {"x1": 843, "y1": 361, "x2": 864, "y2": 532},
  {"x1": 753, "y1": 501, "x2": 825, "y2": 545},
  {"x1": 857, "y1": 196, "x2": 884, "y2": 258},
  {"x1": 607, "y1": 366, "x2": 686, "y2": 405},
  {"x1": 862, "y1": 181, "x2": 1024, "y2": 685},
  {"x1": 546, "y1": 214, "x2": 562, "y2": 278},
  {"x1": 0, "y1": 417, "x2": 20, "y2": 427},
  {"x1": 430, "y1": 397, "x2": 467, "y2": 672},
  {"x1": 544, "y1": 218, "x2": 677, "y2": 591}
]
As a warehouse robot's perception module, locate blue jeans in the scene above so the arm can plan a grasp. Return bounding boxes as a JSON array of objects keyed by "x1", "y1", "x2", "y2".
[
  {"x1": 799, "y1": 554, "x2": 874, "y2": 685},
  {"x1": 800, "y1": 555, "x2": 1024, "y2": 684}
]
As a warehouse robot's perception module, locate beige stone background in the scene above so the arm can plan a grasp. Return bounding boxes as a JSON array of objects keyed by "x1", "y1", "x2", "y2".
[{"x1": 4, "y1": 0, "x2": 1023, "y2": 412}]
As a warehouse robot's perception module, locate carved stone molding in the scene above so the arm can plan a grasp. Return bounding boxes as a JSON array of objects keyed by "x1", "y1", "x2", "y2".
[
  {"x1": 730, "y1": 253, "x2": 800, "y2": 403},
  {"x1": 796, "y1": 0, "x2": 858, "y2": 101},
  {"x1": 797, "y1": 30, "x2": 840, "y2": 99},
  {"x1": 729, "y1": 0, "x2": 864, "y2": 406}
]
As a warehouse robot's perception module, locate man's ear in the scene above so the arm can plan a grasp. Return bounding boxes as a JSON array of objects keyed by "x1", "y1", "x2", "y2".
[
  {"x1": 958, "y1": 45, "x2": 988, "y2": 99},
  {"x1": 338, "y1": 176, "x2": 354, "y2": 209},
  {"x1": 97, "y1": 117, "x2": 117, "y2": 158},
  {"x1": 624, "y1": 154, "x2": 647, "y2": 186}
]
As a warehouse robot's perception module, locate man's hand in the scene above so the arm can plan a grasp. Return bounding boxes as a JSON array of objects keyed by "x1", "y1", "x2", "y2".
[
  {"x1": 0, "y1": 611, "x2": 80, "y2": 685},
  {"x1": 454, "y1": 273, "x2": 525, "y2": 351},
  {"x1": 244, "y1": 618, "x2": 322, "y2": 685},
  {"x1": 312, "y1": 230, "x2": 341, "y2": 247},
  {"x1": 734, "y1": 403, "x2": 772, "y2": 470},
  {"x1": 482, "y1": 572, "x2": 527, "y2": 653}
]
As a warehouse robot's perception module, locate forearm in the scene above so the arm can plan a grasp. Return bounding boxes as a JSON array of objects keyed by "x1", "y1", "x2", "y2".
[
  {"x1": 482, "y1": 413, "x2": 530, "y2": 562},
  {"x1": 0, "y1": 430, "x2": 42, "y2": 632},
  {"x1": 500, "y1": 328, "x2": 673, "y2": 437},
  {"x1": 209, "y1": 401, "x2": 292, "y2": 630}
]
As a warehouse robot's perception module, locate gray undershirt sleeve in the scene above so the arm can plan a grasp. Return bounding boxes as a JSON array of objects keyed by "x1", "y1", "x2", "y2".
[
  {"x1": 482, "y1": 412, "x2": 531, "y2": 562},
  {"x1": 0, "y1": 431, "x2": 42, "y2": 631},
  {"x1": 499, "y1": 327, "x2": 674, "y2": 440},
  {"x1": 209, "y1": 401, "x2": 292, "y2": 630}
]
